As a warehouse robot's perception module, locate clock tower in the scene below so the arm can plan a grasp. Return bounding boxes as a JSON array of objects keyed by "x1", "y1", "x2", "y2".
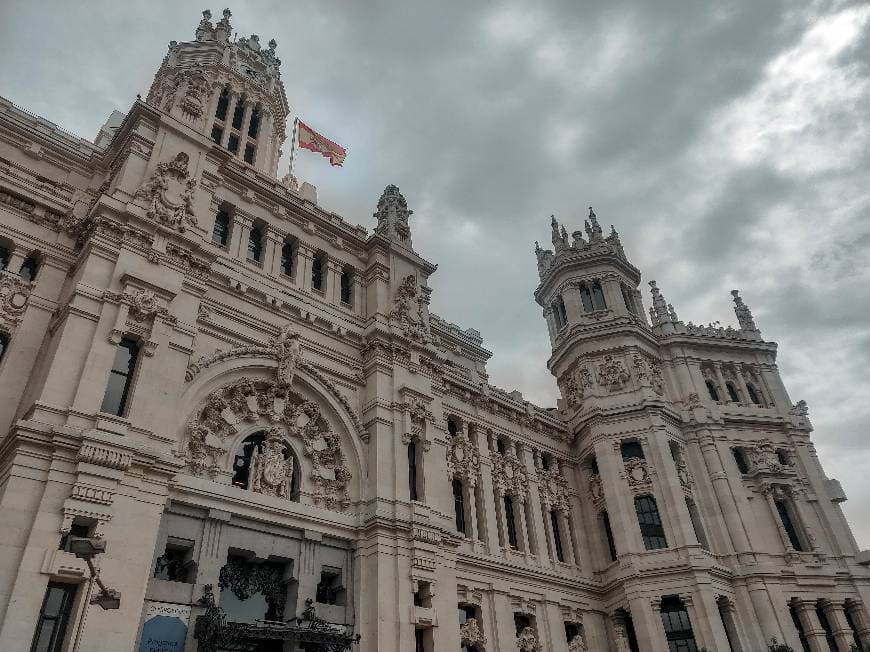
[{"x1": 145, "y1": 8, "x2": 290, "y2": 177}]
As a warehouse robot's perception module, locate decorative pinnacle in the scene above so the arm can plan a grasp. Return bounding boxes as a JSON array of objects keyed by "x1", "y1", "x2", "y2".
[
  {"x1": 648, "y1": 280, "x2": 674, "y2": 325},
  {"x1": 731, "y1": 289, "x2": 757, "y2": 331},
  {"x1": 202, "y1": 9, "x2": 212, "y2": 20}
]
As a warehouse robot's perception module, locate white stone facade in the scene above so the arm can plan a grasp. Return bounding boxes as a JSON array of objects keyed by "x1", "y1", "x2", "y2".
[{"x1": 0, "y1": 9, "x2": 867, "y2": 652}]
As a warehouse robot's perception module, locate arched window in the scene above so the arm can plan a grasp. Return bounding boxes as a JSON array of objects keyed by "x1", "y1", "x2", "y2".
[
  {"x1": 18, "y1": 254, "x2": 39, "y2": 282},
  {"x1": 311, "y1": 253, "x2": 324, "y2": 291},
  {"x1": 340, "y1": 268, "x2": 352, "y2": 304},
  {"x1": 746, "y1": 383, "x2": 762, "y2": 405},
  {"x1": 280, "y1": 239, "x2": 294, "y2": 276},
  {"x1": 231, "y1": 431, "x2": 300, "y2": 500},
  {"x1": 635, "y1": 495, "x2": 667, "y2": 550},
  {"x1": 453, "y1": 478, "x2": 466, "y2": 534},
  {"x1": 100, "y1": 337, "x2": 140, "y2": 417},
  {"x1": 579, "y1": 283, "x2": 594, "y2": 312},
  {"x1": 725, "y1": 381, "x2": 740, "y2": 402},
  {"x1": 705, "y1": 380, "x2": 720, "y2": 402},
  {"x1": 212, "y1": 208, "x2": 231, "y2": 247},
  {"x1": 660, "y1": 596, "x2": 698, "y2": 652},
  {"x1": 590, "y1": 281, "x2": 607, "y2": 310},
  {"x1": 247, "y1": 226, "x2": 263, "y2": 263}
]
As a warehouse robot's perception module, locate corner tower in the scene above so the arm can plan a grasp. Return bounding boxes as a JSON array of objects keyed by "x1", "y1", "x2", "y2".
[{"x1": 145, "y1": 9, "x2": 290, "y2": 176}]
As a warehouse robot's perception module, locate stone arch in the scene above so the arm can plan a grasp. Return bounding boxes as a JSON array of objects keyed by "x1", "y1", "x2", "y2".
[{"x1": 173, "y1": 355, "x2": 365, "y2": 510}]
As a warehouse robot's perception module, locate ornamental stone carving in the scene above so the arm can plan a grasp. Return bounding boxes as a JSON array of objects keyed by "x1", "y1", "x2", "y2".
[
  {"x1": 537, "y1": 466, "x2": 570, "y2": 514},
  {"x1": 446, "y1": 435, "x2": 480, "y2": 486},
  {"x1": 389, "y1": 274, "x2": 430, "y2": 343},
  {"x1": 460, "y1": 617, "x2": 486, "y2": 649},
  {"x1": 249, "y1": 427, "x2": 294, "y2": 498},
  {"x1": 128, "y1": 289, "x2": 161, "y2": 322},
  {"x1": 398, "y1": 396, "x2": 433, "y2": 451},
  {"x1": 178, "y1": 376, "x2": 352, "y2": 510},
  {"x1": 0, "y1": 273, "x2": 31, "y2": 329},
  {"x1": 517, "y1": 626, "x2": 543, "y2": 652},
  {"x1": 624, "y1": 457, "x2": 652, "y2": 490},
  {"x1": 632, "y1": 353, "x2": 665, "y2": 396},
  {"x1": 597, "y1": 355, "x2": 630, "y2": 391},
  {"x1": 673, "y1": 447, "x2": 694, "y2": 491},
  {"x1": 747, "y1": 441, "x2": 794, "y2": 475},
  {"x1": 562, "y1": 363, "x2": 593, "y2": 407},
  {"x1": 589, "y1": 473, "x2": 604, "y2": 503},
  {"x1": 568, "y1": 634, "x2": 588, "y2": 652},
  {"x1": 271, "y1": 324, "x2": 302, "y2": 389},
  {"x1": 134, "y1": 152, "x2": 198, "y2": 231},
  {"x1": 374, "y1": 184, "x2": 412, "y2": 243},
  {"x1": 491, "y1": 449, "x2": 529, "y2": 501}
]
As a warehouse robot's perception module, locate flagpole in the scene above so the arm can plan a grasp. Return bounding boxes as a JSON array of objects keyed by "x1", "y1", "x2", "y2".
[{"x1": 288, "y1": 117, "x2": 299, "y2": 178}]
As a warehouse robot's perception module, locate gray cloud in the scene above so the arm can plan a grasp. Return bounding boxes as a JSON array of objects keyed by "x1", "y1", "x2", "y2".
[{"x1": 1, "y1": 0, "x2": 868, "y2": 545}]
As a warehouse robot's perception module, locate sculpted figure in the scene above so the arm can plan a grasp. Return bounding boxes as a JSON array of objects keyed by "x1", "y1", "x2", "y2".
[{"x1": 250, "y1": 429, "x2": 293, "y2": 498}]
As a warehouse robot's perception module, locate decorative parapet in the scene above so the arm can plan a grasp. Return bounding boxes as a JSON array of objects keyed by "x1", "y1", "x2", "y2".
[{"x1": 77, "y1": 443, "x2": 132, "y2": 471}]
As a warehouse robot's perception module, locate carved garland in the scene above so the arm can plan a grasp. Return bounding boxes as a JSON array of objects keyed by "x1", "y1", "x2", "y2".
[
  {"x1": 134, "y1": 152, "x2": 198, "y2": 231},
  {"x1": 537, "y1": 466, "x2": 571, "y2": 515},
  {"x1": 446, "y1": 436, "x2": 481, "y2": 486},
  {"x1": 491, "y1": 450, "x2": 529, "y2": 501}
]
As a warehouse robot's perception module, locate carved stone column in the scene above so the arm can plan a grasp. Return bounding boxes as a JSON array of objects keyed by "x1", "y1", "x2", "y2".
[
  {"x1": 845, "y1": 599, "x2": 870, "y2": 648},
  {"x1": 204, "y1": 83, "x2": 223, "y2": 135},
  {"x1": 477, "y1": 431, "x2": 502, "y2": 554},
  {"x1": 819, "y1": 599, "x2": 853, "y2": 652},
  {"x1": 295, "y1": 242, "x2": 315, "y2": 291},
  {"x1": 237, "y1": 100, "x2": 254, "y2": 159},
  {"x1": 697, "y1": 431, "x2": 751, "y2": 554},
  {"x1": 793, "y1": 599, "x2": 828, "y2": 652},
  {"x1": 220, "y1": 92, "x2": 239, "y2": 148},
  {"x1": 713, "y1": 363, "x2": 731, "y2": 402},
  {"x1": 746, "y1": 578, "x2": 786, "y2": 644}
]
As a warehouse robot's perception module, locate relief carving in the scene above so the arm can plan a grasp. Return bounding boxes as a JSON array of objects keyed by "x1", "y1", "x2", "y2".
[
  {"x1": 134, "y1": 152, "x2": 198, "y2": 231},
  {"x1": 597, "y1": 355, "x2": 630, "y2": 391},
  {"x1": 460, "y1": 618, "x2": 486, "y2": 650},
  {"x1": 491, "y1": 449, "x2": 529, "y2": 501},
  {"x1": 517, "y1": 626, "x2": 543, "y2": 652},
  {"x1": 389, "y1": 274, "x2": 430, "y2": 343},
  {"x1": 0, "y1": 273, "x2": 31, "y2": 329},
  {"x1": 446, "y1": 435, "x2": 480, "y2": 486},
  {"x1": 537, "y1": 466, "x2": 570, "y2": 514},
  {"x1": 249, "y1": 427, "x2": 294, "y2": 499}
]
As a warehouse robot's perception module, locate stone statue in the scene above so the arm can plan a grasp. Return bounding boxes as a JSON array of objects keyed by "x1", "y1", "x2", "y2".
[
  {"x1": 272, "y1": 325, "x2": 302, "y2": 388},
  {"x1": 250, "y1": 429, "x2": 293, "y2": 498}
]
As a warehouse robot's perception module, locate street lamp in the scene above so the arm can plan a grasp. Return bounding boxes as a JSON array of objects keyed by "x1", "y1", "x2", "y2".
[{"x1": 69, "y1": 536, "x2": 121, "y2": 652}]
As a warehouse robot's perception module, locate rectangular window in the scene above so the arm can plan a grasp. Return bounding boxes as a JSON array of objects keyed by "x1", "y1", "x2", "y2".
[
  {"x1": 212, "y1": 209, "x2": 230, "y2": 246},
  {"x1": 550, "y1": 510, "x2": 564, "y2": 562},
  {"x1": 0, "y1": 331, "x2": 8, "y2": 363},
  {"x1": 602, "y1": 510, "x2": 617, "y2": 561},
  {"x1": 504, "y1": 495, "x2": 518, "y2": 549},
  {"x1": 815, "y1": 604, "x2": 837, "y2": 652},
  {"x1": 315, "y1": 568, "x2": 345, "y2": 606},
  {"x1": 311, "y1": 255, "x2": 324, "y2": 291},
  {"x1": 408, "y1": 441, "x2": 419, "y2": 502},
  {"x1": 579, "y1": 284, "x2": 594, "y2": 312},
  {"x1": 775, "y1": 500, "x2": 804, "y2": 551},
  {"x1": 661, "y1": 597, "x2": 698, "y2": 652},
  {"x1": 635, "y1": 495, "x2": 668, "y2": 550},
  {"x1": 227, "y1": 133, "x2": 239, "y2": 153},
  {"x1": 232, "y1": 102, "x2": 245, "y2": 130},
  {"x1": 453, "y1": 479, "x2": 466, "y2": 534},
  {"x1": 732, "y1": 448, "x2": 749, "y2": 474},
  {"x1": 243, "y1": 144, "x2": 255, "y2": 164},
  {"x1": 340, "y1": 269, "x2": 352, "y2": 304},
  {"x1": 590, "y1": 281, "x2": 607, "y2": 310},
  {"x1": 153, "y1": 538, "x2": 195, "y2": 583},
  {"x1": 248, "y1": 111, "x2": 260, "y2": 139},
  {"x1": 621, "y1": 440, "x2": 644, "y2": 460},
  {"x1": 247, "y1": 227, "x2": 263, "y2": 263},
  {"x1": 30, "y1": 582, "x2": 77, "y2": 652},
  {"x1": 210, "y1": 126, "x2": 223, "y2": 144},
  {"x1": 514, "y1": 613, "x2": 531, "y2": 637},
  {"x1": 58, "y1": 522, "x2": 90, "y2": 552},
  {"x1": 281, "y1": 242, "x2": 294, "y2": 276},
  {"x1": 415, "y1": 628, "x2": 425, "y2": 652},
  {"x1": 215, "y1": 91, "x2": 229, "y2": 121},
  {"x1": 100, "y1": 337, "x2": 139, "y2": 417}
]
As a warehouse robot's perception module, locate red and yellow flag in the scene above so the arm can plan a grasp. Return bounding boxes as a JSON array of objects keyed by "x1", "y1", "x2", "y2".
[{"x1": 297, "y1": 120, "x2": 347, "y2": 166}]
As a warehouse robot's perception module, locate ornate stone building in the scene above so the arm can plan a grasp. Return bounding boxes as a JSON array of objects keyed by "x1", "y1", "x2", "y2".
[{"x1": 0, "y1": 9, "x2": 867, "y2": 652}]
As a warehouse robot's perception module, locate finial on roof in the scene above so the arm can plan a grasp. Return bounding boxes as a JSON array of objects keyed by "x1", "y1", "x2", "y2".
[
  {"x1": 648, "y1": 280, "x2": 675, "y2": 325},
  {"x1": 731, "y1": 290, "x2": 757, "y2": 331}
]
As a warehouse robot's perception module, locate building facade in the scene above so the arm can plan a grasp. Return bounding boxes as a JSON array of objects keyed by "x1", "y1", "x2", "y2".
[{"x1": 0, "y1": 9, "x2": 867, "y2": 652}]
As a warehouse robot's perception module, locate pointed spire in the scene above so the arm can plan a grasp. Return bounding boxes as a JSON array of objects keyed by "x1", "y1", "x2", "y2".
[
  {"x1": 731, "y1": 290, "x2": 757, "y2": 331},
  {"x1": 551, "y1": 215, "x2": 566, "y2": 252},
  {"x1": 588, "y1": 206, "x2": 603, "y2": 242},
  {"x1": 648, "y1": 280, "x2": 674, "y2": 325}
]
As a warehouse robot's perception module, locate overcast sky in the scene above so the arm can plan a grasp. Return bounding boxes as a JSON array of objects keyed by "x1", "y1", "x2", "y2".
[{"x1": 2, "y1": 0, "x2": 868, "y2": 546}]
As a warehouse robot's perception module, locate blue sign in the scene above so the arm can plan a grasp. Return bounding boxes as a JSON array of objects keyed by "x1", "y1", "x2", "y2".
[{"x1": 139, "y1": 602, "x2": 191, "y2": 652}]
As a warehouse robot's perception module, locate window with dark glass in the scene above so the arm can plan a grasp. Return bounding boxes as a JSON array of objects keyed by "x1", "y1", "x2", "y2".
[
  {"x1": 280, "y1": 241, "x2": 294, "y2": 276},
  {"x1": 589, "y1": 456, "x2": 600, "y2": 475},
  {"x1": 565, "y1": 622, "x2": 581, "y2": 645},
  {"x1": 0, "y1": 332, "x2": 9, "y2": 363},
  {"x1": 775, "y1": 500, "x2": 804, "y2": 551},
  {"x1": 227, "y1": 133, "x2": 239, "y2": 153},
  {"x1": 19, "y1": 255, "x2": 39, "y2": 282},
  {"x1": 504, "y1": 495, "x2": 518, "y2": 549},
  {"x1": 0, "y1": 244, "x2": 9, "y2": 270},
  {"x1": 661, "y1": 596, "x2": 698, "y2": 652},
  {"x1": 248, "y1": 108, "x2": 261, "y2": 139},
  {"x1": 100, "y1": 337, "x2": 139, "y2": 417},
  {"x1": 514, "y1": 613, "x2": 531, "y2": 637},
  {"x1": 247, "y1": 226, "x2": 263, "y2": 262},
  {"x1": 212, "y1": 209, "x2": 230, "y2": 246},
  {"x1": 776, "y1": 449, "x2": 790, "y2": 466},
  {"x1": 153, "y1": 539, "x2": 195, "y2": 583},
  {"x1": 311, "y1": 254, "x2": 324, "y2": 291},
  {"x1": 726, "y1": 382, "x2": 740, "y2": 402},
  {"x1": 340, "y1": 269, "x2": 352, "y2": 304},
  {"x1": 591, "y1": 281, "x2": 607, "y2": 310},
  {"x1": 717, "y1": 598, "x2": 738, "y2": 652},
  {"x1": 496, "y1": 438, "x2": 506, "y2": 455},
  {"x1": 232, "y1": 432, "x2": 266, "y2": 489},
  {"x1": 215, "y1": 88, "x2": 229, "y2": 120},
  {"x1": 58, "y1": 522, "x2": 90, "y2": 552},
  {"x1": 705, "y1": 379, "x2": 720, "y2": 401},
  {"x1": 602, "y1": 510, "x2": 617, "y2": 561},
  {"x1": 232, "y1": 101, "x2": 245, "y2": 129},
  {"x1": 211, "y1": 126, "x2": 223, "y2": 144},
  {"x1": 453, "y1": 479, "x2": 466, "y2": 534},
  {"x1": 747, "y1": 383, "x2": 762, "y2": 405},
  {"x1": 623, "y1": 610, "x2": 641, "y2": 652},
  {"x1": 315, "y1": 568, "x2": 345, "y2": 605},
  {"x1": 459, "y1": 605, "x2": 480, "y2": 652},
  {"x1": 621, "y1": 283, "x2": 637, "y2": 314},
  {"x1": 553, "y1": 296, "x2": 568, "y2": 329},
  {"x1": 635, "y1": 495, "x2": 668, "y2": 550},
  {"x1": 415, "y1": 628, "x2": 425, "y2": 652},
  {"x1": 620, "y1": 440, "x2": 644, "y2": 461},
  {"x1": 408, "y1": 440, "x2": 419, "y2": 502},
  {"x1": 579, "y1": 283, "x2": 594, "y2": 312},
  {"x1": 732, "y1": 448, "x2": 749, "y2": 474},
  {"x1": 790, "y1": 603, "x2": 811, "y2": 652},
  {"x1": 243, "y1": 143, "x2": 255, "y2": 164},
  {"x1": 447, "y1": 419, "x2": 459, "y2": 437},
  {"x1": 30, "y1": 582, "x2": 77, "y2": 652},
  {"x1": 550, "y1": 509, "x2": 564, "y2": 562},
  {"x1": 816, "y1": 603, "x2": 837, "y2": 652}
]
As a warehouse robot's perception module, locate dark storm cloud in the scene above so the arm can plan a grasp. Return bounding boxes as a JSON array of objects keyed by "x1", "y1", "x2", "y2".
[{"x1": 1, "y1": 0, "x2": 868, "y2": 544}]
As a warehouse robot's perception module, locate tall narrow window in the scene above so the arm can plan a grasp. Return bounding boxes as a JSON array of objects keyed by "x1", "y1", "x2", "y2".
[
  {"x1": 100, "y1": 337, "x2": 139, "y2": 416},
  {"x1": 661, "y1": 596, "x2": 698, "y2": 652},
  {"x1": 415, "y1": 628, "x2": 425, "y2": 652},
  {"x1": 746, "y1": 383, "x2": 762, "y2": 405},
  {"x1": 0, "y1": 332, "x2": 9, "y2": 363},
  {"x1": 453, "y1": 479, "x2": 466, "y2": 534},
  {"x1": 19, "y1": 255, "x2": 39, "y2": 282},
  {"x1": 243, "y1": 143, "x2": 255, "y2": 164},
  {"x1": 504, "y1": 495, "x2": 518, "y2": 549},
  {"x1": 232, "y1": 100, "x2": 245, "y2": 129},
  {"x1": 550, "y1": 510, "x2": 564, "y2": 562},
  {"x1": 553, "y1": 296, "x2": 568, "y2": 329},
  {"x1": 340, "y1": 269, "x2": 352, "y2": 304},
  {"x1": 496, "y1": 438, "x2": 506, "y2": 455},
  {"x1": 247, "y1": 226, "x2": 263, "y2": 262},
  {"x1": 790, "y1": 603, "x2": 811, "y2": 652},
  {"x1": 717, "y1": 598, "x2": 739, "y2": 652},
  {"x1": 635, "y1": 495, "x2": 668, "y2": 550},
  {"x1": 621, "y1": 283, "x2": 637, "y2": 314},
  {"x1": 311, "y1": 254, "x2": 324, "y2": 291},
  {"x1": 815, "y1": 603, "x2": 837, "y2": 652},
  {"x1": 447, "y1": 419, "x2": 459, "y2": 437},
  {"x1": 775, "y1": 500, "x2": 804, "y2": 551},
  {"x1": 408, "y1": 440, "x2": 419, "y2": 502},
  {"x1": 212, "y1": 209, "x2": 230, "y2": 246},
  {"x1": 622, "y1": 610, "x2": 641, "y2": 652},
  {"x1": 705, "y1": 379, "x2": 720, "y2": 401},
  {"x1": 30, "y1": 582, "x2": 77, "y2": 652},
  {"x1": 591, "y1": 281, "x2": 607, "y2": 310},
  {"x1": 248, "y1": 107, "x2": 261, "y2": 139},
  {"x1": 602, "y1": 510, "x2": 617, "y2": 561},
  {"x1": 211, "y1": 125, "x2": 223, "y2": 144},
  {"x1": 620, "y1": 440, "x2": 644, "y2": 461},
  {"x1": 227, "y1": 133, "x2": 239, "y2": 153},
  {"x1": 280, "y1": 240, "x2": 294, "y2": 276},
  {"x1": 0, "y1": 244, "x2": 10, "y2": 270},
  {"x1": 579, "y1": 283, "x2": 594, "y2": 312},
  {"x1": 732, "y1": 448, "x2": 749, "y2": 474},
  {"x1": 215, "y1": 88, "x2": 229, "y2": 120},
  {"x1": 686, "y1": 497, "x2": 709, "y2": 550},
  {"x1": 726, "y1": 381, "x2": 740, "y2": 402}
]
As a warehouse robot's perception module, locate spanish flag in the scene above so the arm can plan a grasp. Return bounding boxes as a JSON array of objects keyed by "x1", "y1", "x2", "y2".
[{"x1": 297, "y1": 120, "x2": 347, "y2": 167}]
